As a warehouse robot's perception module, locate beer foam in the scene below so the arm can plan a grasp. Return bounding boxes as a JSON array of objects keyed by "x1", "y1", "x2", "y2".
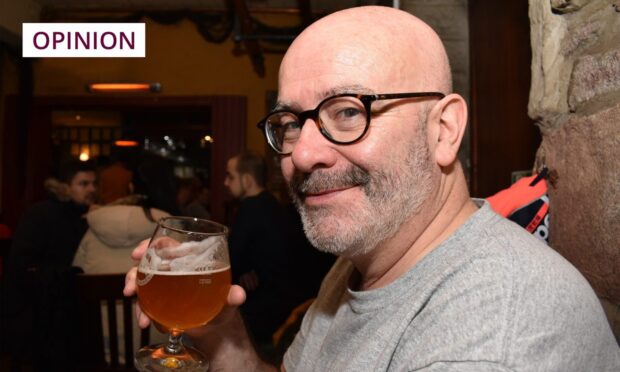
[
  {"x1": 138, "y1": 265, "x2": 230, "y2": 276},
  {"x1": 138, "y1": 236, "x2": 228, "y2": 283}
]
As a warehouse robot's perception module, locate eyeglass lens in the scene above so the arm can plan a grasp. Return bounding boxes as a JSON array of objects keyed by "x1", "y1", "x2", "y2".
[{"x1": 266, "y1": 96, "x2": 368, "y2": 153}]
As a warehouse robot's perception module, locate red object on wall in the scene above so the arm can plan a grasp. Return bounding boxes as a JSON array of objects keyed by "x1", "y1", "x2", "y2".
[{"x1": 0, "y1": 224, "x2": 11, "y2": 239}]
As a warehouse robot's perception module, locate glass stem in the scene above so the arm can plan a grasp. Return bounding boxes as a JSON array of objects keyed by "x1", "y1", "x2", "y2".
[{"x1": 165, "y1": 331, "x2": 184, "y2": 355}]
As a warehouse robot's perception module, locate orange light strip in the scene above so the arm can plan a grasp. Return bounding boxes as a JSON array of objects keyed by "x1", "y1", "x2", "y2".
[
  {"x1": 114, "y1": 140, "x2": 139, "y2": 147},
  {"x1": 88, "y1": 83, "x2": 160, "y2": 93}
]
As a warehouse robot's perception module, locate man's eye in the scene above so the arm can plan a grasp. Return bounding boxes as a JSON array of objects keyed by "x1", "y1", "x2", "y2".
[
  {"x1": 283, "y1": 128, "x2": 300, "y2": 139},
  {"x1": 338, "y1": 107, "x2": 362, "y2": 119},
  {"x1": 283, "y1": 120, "x2": 301, "y2": 129}
]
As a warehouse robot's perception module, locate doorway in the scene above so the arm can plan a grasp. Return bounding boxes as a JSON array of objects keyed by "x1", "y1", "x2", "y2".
[{"x1": 2, "y1": 95, "x2": 246, "y2": 228}]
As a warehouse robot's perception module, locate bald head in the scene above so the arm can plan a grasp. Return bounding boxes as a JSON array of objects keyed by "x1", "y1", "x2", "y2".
[
  {"x1": 274, "y1": 7, "x2": 472, "y2": 260},
  {"x1": 279, "y1": 6, "x2": 452, "y2": 100}
]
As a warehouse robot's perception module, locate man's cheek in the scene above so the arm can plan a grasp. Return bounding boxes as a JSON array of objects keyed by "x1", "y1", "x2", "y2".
[{"x1": 281, "y1": 161, "x2": 294, "y2": 183}]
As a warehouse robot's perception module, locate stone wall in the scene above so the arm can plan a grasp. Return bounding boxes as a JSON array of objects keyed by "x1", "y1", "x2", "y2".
[{"x1": 529, "y1": 0, "x2": 620, "y2": 338}]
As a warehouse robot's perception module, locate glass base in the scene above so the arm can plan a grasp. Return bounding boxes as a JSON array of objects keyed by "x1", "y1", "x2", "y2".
[{"x1": 135, "y1": 343, "x2": 208, "y2": 372}]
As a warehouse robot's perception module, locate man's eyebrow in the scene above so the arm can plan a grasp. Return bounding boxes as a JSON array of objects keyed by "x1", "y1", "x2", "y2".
[
  {"x1": 320, "y1": 85, "x2": 374, "y2": 99},
  {"x1": 272, "y1": 102, "x2": 294, "y2": 112},
  {"x1": 271, "y1": 85, "x2": 375, "y2": 112}
]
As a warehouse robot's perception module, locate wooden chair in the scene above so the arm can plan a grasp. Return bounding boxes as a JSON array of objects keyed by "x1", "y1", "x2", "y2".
[{"x1": 75, "y1": 273, "x2": 150, "y2": 371}]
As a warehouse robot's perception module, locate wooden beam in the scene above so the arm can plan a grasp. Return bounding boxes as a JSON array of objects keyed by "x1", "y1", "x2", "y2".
[{"x1": 231, "y1": 0, "x2": 265, "y2": 77}]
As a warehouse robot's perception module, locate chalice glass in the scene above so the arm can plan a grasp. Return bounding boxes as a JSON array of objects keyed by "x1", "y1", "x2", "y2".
[{"x1": 135, "y1": 217, "x2": 230, "y2": 371}]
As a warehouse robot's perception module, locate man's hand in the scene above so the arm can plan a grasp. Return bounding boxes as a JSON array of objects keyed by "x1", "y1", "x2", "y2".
[
  {"x1": 123, "y1": 239, "x2": 277, "y2": 371},
  {"x1": 123, "y1": 239, "x2": 246, "y2": 328},
  {"x1": 123, "y1": 239, "x2": 153, "y2": 328}
]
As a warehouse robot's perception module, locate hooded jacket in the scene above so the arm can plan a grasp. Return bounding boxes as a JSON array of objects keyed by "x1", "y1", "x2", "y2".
[
  {"x1": 72, "y1": 205, "x2": 170, "y2": 364},
  {"x1": 73, "y1": 205, "x2": 169, "y2": 274}
]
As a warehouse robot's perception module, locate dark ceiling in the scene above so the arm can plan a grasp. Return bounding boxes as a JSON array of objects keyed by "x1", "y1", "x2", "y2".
[
  {"x1": 32, "y1": 0, "x2": 393, "y2": 76},
  {"x1": 33, "y1": 1, "x2": 384, "y2": 13}
]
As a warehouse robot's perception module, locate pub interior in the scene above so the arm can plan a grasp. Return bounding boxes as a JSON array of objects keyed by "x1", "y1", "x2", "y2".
[{"x1": 1, "y1": 0, "x2": 618, "y2": 371}]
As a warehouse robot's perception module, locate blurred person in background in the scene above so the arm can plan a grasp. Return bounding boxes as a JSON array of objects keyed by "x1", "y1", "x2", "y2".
[
  {"x1": 190, "y1": 178, "x2": 212, "y2": 218},
  {"x1": 98, "y1": 148, "x2": 134, "y2": 205},
  {"x1": 133, "y1": 152, "x2": 180, "y2": 216},
  {"x1": 224, "y1": 151, "x2": 329, "y2": 362},
  {"x1": 4, "y1": 160, "x2": 97, "y2": 370},
  {"x1": 196, "y1": 185, "x2": 212, "y2": 216},
  {"x1": 73, "y1": 191, "x2": 170, "y2": 365},
  {"x1": 73, "y1": 200, "x2": 168, "y2": 274},
  {"x1": 74, "y1": 156, "x2": 176, "y2": 274},
  {"x1": 177, "y1": 177, "x2": 211, "y2": 220}
]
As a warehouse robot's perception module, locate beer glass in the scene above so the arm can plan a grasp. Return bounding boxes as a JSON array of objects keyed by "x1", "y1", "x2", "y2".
[{"x1": 134, "y1": 217, "x2": 230, "y2": 371}]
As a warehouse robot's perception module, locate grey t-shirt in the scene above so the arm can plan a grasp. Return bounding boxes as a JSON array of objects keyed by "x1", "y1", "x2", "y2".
[{"x1": 283, "y1": 201, "x2": 620, "y2": 371}]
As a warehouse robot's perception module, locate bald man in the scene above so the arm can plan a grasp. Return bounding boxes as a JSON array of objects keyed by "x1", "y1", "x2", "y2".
[{"x1": 125, "y1": 6, "x2": 620, "y2": 371}]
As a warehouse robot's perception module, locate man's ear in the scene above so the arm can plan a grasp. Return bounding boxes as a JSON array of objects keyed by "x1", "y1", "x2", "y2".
[
  {"x1": 428, "y1": 93, "x2": 468, "y2": 167},
  {"x1": 241, "y1": 173, "x2": 254, "y2": 190}
]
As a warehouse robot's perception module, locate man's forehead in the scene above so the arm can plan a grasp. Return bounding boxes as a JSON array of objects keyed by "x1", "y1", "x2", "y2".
[
  {"x1": 277, "y1": 30, "x2": 391, "y2": 108},
  {"x1": 227, "y1": 157, "x2": 238, "y2": 171}
]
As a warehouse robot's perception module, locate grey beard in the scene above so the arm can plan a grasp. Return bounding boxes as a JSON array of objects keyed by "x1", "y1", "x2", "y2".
[
  {"x1": 287, "y1": 132, "x2": 434, "y2": 257},
  {"x1": 288, "y1": 165, "x2": 375, "y2": 255}
]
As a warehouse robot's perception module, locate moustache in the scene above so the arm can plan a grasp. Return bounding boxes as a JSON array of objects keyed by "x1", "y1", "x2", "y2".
[{"x1": 289, "y1": 165, "x2": 371, "y2": 199}]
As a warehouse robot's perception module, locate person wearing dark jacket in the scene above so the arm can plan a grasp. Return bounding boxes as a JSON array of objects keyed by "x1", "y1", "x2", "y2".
[
  {"x1": 224, "y1": 152, "x2": 333, "y2": 362},
  {"x1": 3, "y1": 161, "x2": 96, "y2": 371}
]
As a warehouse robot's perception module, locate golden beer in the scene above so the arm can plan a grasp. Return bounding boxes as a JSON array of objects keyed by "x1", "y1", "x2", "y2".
[{"x1": 137, "y1": 267, "x2": 231, "y2": 332}]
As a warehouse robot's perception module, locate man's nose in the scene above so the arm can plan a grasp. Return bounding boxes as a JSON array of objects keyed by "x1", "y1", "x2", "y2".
[{"x1": 290, "y1": 118, "x2": 337, "y2": 173}]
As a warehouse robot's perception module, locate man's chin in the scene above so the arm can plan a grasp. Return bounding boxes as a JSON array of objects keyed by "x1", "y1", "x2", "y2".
[
  {"x1": 301, "y1": 216, "x2": 353, "y2": 256},
  {"x1": 309, "y1": 234, "x2": 369, "y2": 257}
]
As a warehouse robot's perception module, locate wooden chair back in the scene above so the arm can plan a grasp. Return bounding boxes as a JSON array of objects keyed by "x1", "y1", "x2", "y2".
[{"x1": 75, "y1": 273, "x2": 150, "y2": 371}]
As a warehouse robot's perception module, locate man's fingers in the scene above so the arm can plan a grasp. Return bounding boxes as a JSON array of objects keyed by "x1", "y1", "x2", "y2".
[
  {"x1": 135, "y1": 302, "x2": 151, "y2": 329},
  {"x1": 125, "y1": 264, "x2": 152, "y2": 329},
  {"x1": 228, "y1": 284, "x2": 246, "y2": 307},
  {"x1": 131, "y1": 239, "x2": 150, "y2": 261},
  {"x1": 128, "y1": 278, "x2": 151, "y2": 329},
  {"x1": 138, "y1": 311, "x2": 151, "y2": 329},
  {"x1": 123, "y1": 267, "x2": 137, "y2": 296},
  {"x1": 190, "y1": 285, "x2": 246, "y2": 330}
]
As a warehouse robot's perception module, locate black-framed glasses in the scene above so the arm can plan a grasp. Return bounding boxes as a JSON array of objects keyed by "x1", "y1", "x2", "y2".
[{"x1": 256, "y1": 92, "x2": 445, "y2": 154}]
